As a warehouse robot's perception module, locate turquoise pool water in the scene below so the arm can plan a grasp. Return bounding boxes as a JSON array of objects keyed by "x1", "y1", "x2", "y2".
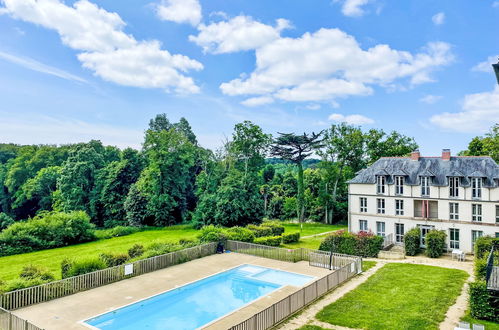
[{"x1": 84, "y1": 264, "x2": 313, "y2": 330}]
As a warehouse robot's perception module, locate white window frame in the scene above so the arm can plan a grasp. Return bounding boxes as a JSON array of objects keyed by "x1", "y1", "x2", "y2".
[
  {"x1": 376, "y1": 176, "x2": 386, "y2": 194},
  {"x1": 449, "y1": 177, "x2": 459, "y2": 198},
  {"x1": 395, "y1": 176, "x2": 404, "y2": 195},
  {"x1": 471, "y1": 177, "x2": 482, "y2": 199},
  {"x1": 377, "y1": 198, "x2": 385, "y2": 214},
  {"x1": 359, "y1": 220, "x2": 368, "y2": 232},
  {"x1": 471, "y1": 230, "x2": 483, "y2": 246},
  {"x1": 395, "y1": 199, "x2": 404, "y2": 216},
  {"x1": 360, "y1": 197, "x2": 367, "y2": 213},
  {"x1": 449, "y1": 228, "x2": 459, "y2": 249},
  {"x1": 376, "y1": 221, "x2": 385, "y2": 237},
  {"x1": 421, "y1": 176, "x2": 430, "y2": 196},
  {"x1": 449, "y1": 202, "x2": 459, "y2": 220},
  {"x1": 472, "y1": 204, "x2": 482, "y2": 222}
]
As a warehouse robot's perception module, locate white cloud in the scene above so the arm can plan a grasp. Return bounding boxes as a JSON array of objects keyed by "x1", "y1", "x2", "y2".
[
  {"x1": 240, "y1": 96, "x2": 274, "y2": 107},
  {"x1": 493, "y1": 1, "x2": 499, "y2": 8},
  {"x1": 430, "y1": 87, "x2": 499, "y2": 132},
  {"x1": 306, "y1": 104, "x2": 321, "y2": 110},
  {"x1": 432, "y1": 12, "x2": 445, "y2": 25},
  {"x1": 1, "y1": 0, "x2": 202, "y2": 93},
  {"x1": 220, "y1": 28, "x2": 453, "y2": 104},
  {"x1": 328, "y1": 113, "x2": 375, "y2": 125},
  {"x1": 419, "y1": 94, "x2": 442, "y2": 104},
  {"x1": 156, "y1": 0, "x2": 201, "y2": 26},
  {"x1": 0, "y1": 113, "x2": 143, "y2": 149},
  {"x1": 338, "y1": 0, "x2": 371, "y2": 17},
  {"x1": 472, "y1": 55, "x2": 498, "y2": 72},
  {"x1": 189, "y1": 16, "x2": 291, "y2": 54},
  {"x1": 0, "y1": 50, "x2": 87, "y2": 83}
]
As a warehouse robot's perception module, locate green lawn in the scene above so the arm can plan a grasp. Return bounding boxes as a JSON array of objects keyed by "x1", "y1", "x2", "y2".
[
  {"x1": 0, "y1": 225, "x2": 198, "y2": 281},
  {"x1": 461, "y1": 313, "x2": 499, "y2": 330},
  {"x1": 316, "y1": 263, "x2": 469, "y2": 330},
  {"x1": 280, "y1": 222, "x2": 346, "y2": 249},
  {"x1": 362, "y1": 260, "x2": 377, "y2": 272}
]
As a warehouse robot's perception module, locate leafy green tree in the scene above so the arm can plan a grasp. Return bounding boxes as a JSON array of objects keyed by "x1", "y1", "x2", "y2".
[
  {"x1": 229, "y1": 121, "x2": 271, "y2": 174},
  {"x1": 0, "y1": 212, "x2": 14, "y2": 231},
  {"x1": 124, "y1": 184, "x2": 149, "y2": 226},
  {"x1": 270, "y1": 132, "x2": 323, "y2": 228},
  {"x1": 460, "y1": 124, "x2": 499, "y2": 162},
  {"x1": 365, "y1": 129, "x2": 418, "y2": 164},
  {"x1": 21, "y1": 166, "x2": 61, "y2": 212}
]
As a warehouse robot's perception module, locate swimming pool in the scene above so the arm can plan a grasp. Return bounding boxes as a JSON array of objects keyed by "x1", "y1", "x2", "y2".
[{"x1": 84, "y1": 264, "x2": 314, "y2": 330}]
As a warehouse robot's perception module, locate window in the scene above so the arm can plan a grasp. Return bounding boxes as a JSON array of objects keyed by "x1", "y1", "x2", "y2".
[
  {"x1": 376, "y1": 176, "x2": 386, "y2": 194},
  {"x1": 359, "y1": 220, "x2": 368, "y2": 232},
  {"x1": 360, "y1": 197, "x2": 367, "y2": 213},
  {"x1": 449, "y1": 228, "x2": 460, "y2": 249},
  {"x1": 496, "y1": 205, "x2": 499, "y2": 224},
  {"x1": 395, "y1": 223, "x2": 404, "y2": 243},
  {"x1": 472, "y1": 230, "x2": 483, "y2": 246},
  {"x1": 377, "y1": 198, "x2": 385, "y2": 214},
  {"x1": 449, "y1": 177, "x2": 459, "y2": 198},
  {"x1": 496, "y1": 232, "x2": 499, "y2": 238},
  {"x1": 376, "y1": 221, "x2": 385, "y2": 237},
  {"x1": 472, "y1": 204, "x2": 482, "y2": 222},
  {"x1": 395, "y1": 176, "x2": 404, "y2": 195},
  {"x1": 449, "y1": 202, "x2": 459, "y2": 220},
  {"x1": 421, "y1": 176, "x2": 430, "y2": 196},
  {"x1": 395, "y1": 199, "x2": 404, "y2": 215},
  {"x1": 472, "y1": 178, "x2": 482, "y2": 199}
]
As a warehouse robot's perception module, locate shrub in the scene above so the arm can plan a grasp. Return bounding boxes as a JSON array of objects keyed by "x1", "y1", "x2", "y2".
[
  {"x1": 425, "y1": 230, "x2": 446, "y2": 258},
  {"x1": 474, "y1": 258, "x2": 488, "y2": 281},
  {"x1": 226, "y1": 227, "x2": 255, "y2": 242},
  {"x1": 0, "y1": 211, "x2": 95, "y2": 257},
  {"x1": 128, "y1": 244, "x2": 144, "y2": 258},
  {"x1": 469, "y1": 280, "x2": 499, "y2": 322},
  {"x1": 99, "y1": 253, "x2": 129, "y2": 267},
  {"x1": 178, "y1": 238, "x2": 196, "y2": 245},
  {"x1": 0, "y1": 278, "x2": 48, "y2": 293},
  {"x1": 95, "y1": 226, "x2": 140, "y2": 239},
  {"x1": 61, "y1": 258, "x2": 107, "y2": 279},
  {"x1": 474, "y1": 236, "x2": 499, "y2": 259},
  {"x1": 19, "y1": 265, "x2": 54, "y2": 281},
  {"x1": 261, "y1": 221, "x2": 285, "y2": 236},
  {"x1": 404, "y1": 228, "x2": 420, "y2": 256},
  {"x1": 254, "y1": 236, "x2": 282, "y2": 247},
  {"x1": 0, "y1": 212, "x2": 14, "y2": 231},
  {"x1": 319, "y1": 230, "x2": 383, "y2": 258},
  {"x1": 246, "y1": 224, "x2": 273, "y2": 238},
  {"x1": 282, "y1": 232, "x2": 300, "y2": 244},
  {"x1": 144, "y1": 242, "x2": 184, "y2": 258},
  {"x1": 197, "y1": 225, "x2": 229, "y2": 242}
]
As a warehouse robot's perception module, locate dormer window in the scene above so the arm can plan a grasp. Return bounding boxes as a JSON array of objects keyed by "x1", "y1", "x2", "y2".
[
  {"x1": 376, "y1": 175, "x2": 386, "y2": 194},
  {"x1": 471, "y1": 178, "x2": 482, "y2": 199},
  {"x1": 395, "y1": 176, "x2": 404, "y2": 195},
  {"x1": 421, "y1": 176, "x2": 430, "y2": 196},
  {"x1": 449, "y1": 177, "x2": 459, "y2": 198}
]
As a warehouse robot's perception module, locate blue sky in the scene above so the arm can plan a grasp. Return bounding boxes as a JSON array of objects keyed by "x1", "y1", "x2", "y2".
[{"x1": 0, "y1": 0, "x2": 498, "y2": 155}]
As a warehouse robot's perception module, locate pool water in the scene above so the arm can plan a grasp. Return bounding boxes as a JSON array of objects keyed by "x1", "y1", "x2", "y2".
[{"x1": 84, "y1": 264, "x2": 313, "y2": 330}]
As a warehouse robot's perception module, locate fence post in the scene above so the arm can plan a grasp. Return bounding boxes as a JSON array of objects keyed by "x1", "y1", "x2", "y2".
[{"x1": 8, "y1": 312, "x2": 12, "y2": 330}]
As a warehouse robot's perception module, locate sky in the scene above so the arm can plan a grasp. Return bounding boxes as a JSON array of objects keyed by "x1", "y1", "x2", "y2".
[{"x1": 0, "y1": 0, "x2": 498, "y2": 156}]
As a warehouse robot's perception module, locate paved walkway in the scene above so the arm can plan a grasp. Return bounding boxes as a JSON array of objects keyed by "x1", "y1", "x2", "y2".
[{"x1": 278, "y1": 255, "x2": 474, "y2": 330}]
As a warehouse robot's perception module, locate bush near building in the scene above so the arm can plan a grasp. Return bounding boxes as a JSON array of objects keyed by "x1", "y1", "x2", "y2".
[
  {"x1": 319, "y1": 230, "x2": 383, "y2": 258},
  {"x1": 404, "y1": 227, "x2": 421, "y2": 256},
  {"x1": 425, "y1": 230, "x2": 447, "y2": 258},
  {"x1": 254, "y1": 236, "x2": 282, "y2": 247}
]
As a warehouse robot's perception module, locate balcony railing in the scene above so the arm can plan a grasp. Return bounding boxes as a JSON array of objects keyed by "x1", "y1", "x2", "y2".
[{"x1": 486, "y1": 245, "x2": 499, "y2": 291}]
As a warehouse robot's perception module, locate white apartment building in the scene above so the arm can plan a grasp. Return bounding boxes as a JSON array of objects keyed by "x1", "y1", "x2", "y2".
[{"x1": 348, "y1": 149, "x2": 499, "y2": 254}]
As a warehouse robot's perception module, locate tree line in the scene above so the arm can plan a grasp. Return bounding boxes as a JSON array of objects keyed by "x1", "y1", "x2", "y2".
[{"x1": 0, "y1": 114, "x2": 421, "y2": 230}]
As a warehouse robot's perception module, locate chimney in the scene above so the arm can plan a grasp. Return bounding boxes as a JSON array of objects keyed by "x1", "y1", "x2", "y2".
[
  {"x1": 442, "y1": 149, "x2": 451, "y2": 161},
  {"x1": 410, "y1": 150, "x2": 420, "y2": 161}
]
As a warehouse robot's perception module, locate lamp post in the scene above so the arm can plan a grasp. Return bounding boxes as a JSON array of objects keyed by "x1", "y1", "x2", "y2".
[{"x1": 493, "y1": 59, "x2": 499, "y2": 85}]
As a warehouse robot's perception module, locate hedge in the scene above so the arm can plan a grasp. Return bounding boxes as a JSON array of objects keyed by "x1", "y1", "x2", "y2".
[
  {"x1": 128, "y1": 244, "x2": 144, "y2": 258},
  {"x1": 247, "y1": 224, "x2": 274, "y2": 238},
  {"x1": 227, "y1": 227, "x2": 255, "y2": 242},
  {"x1": 61, "y1": 258, "x2": 107, "y2": 279},
  {"x1": 404, "y1": 228, "x2": 420, "y2": 256},
  {"x1": 254, "y1": 236, "x2": 282, "y2": 247},
  {"x1": 319, "y1": 230, "x2": 383, "y2": 258},
  {"x1": 474, "y1": 236, "x2": 499, "y2": 259},
  {"x1": 282, "y1": 232, "x2": 300, "y2": 244},
  {"x1": 0, "y1": 211, "x2": 95, "y2": 256},
  {"x1": 99, "y1": 253, "x2": 130, "y2": 267},
  {"x1": 469, "y1": 280, "x2": 499, "y2": 322},
  {"x1": 261, "y1": 221, "x2": 285, "y2": 236},
  {"x1": 425, "y1": 230, "x2": 446, "y2": 258}
]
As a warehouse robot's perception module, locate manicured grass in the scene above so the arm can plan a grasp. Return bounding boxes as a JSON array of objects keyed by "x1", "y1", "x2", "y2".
[
  {"x1": 316, "y1": 263, "x2": 469, "y2": 330},
  {"x1": 461, "y1": 313, "x2": 499, "y2": 330},
  {"x1": 281, "y1": 236, "x2": 325, "y2": 249},
  {"x1": 297, "y1": 325, "x2": 326, "y2": 330},
  {"x1": 281, "y1": 222, "x2": 346, "y2": 237},
  {"x1": 0, "y1": 225, "x2": 198, "y2": 281},
  {"x1": 362, "y1": 260, "x2": 377, "y2": 272}
]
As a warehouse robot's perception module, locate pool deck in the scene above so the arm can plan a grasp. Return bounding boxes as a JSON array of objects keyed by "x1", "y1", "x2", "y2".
[{"x1": 12, "y1": 253, "x2": 331, "y2": 330}]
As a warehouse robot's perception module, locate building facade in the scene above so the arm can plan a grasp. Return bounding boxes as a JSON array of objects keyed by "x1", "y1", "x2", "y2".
[{"x1": 348, "y1": 149, "x2": 499, "y2": 253}]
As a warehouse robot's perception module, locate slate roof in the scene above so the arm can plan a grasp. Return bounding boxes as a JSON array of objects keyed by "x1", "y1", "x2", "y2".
[{"x1": 348, "y1": 156, "x2": 499, "y2": 188}]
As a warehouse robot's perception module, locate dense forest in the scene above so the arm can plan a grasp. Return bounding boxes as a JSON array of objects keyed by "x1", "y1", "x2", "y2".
[{"x1": 0, "y1": 114, "x2": 425, "y2": 232}]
